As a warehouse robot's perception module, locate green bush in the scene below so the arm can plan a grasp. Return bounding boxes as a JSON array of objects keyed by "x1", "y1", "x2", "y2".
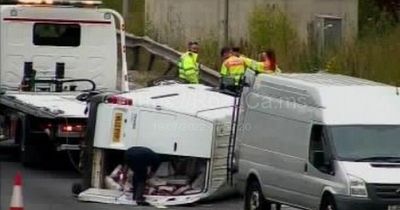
[
  {"x1": 102, "y1": 0, "x2": 145, "y2": 35},
  {"x1": 328, "y1": 26, "x2": 400, "y2": 85},
  {"x1": 246, "y1": 5, "x2": 309, "y2": 72},
  {"x1": 246, "y1": 3, "x2": 400, "y2": 85},
  {"x1": 198, "y1": 36, "x2": 220, "y2": 70}
]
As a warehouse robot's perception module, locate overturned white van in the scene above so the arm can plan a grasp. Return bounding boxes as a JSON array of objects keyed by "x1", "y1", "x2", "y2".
[{"x1": 77, "y1": 84, "x2": 235, "y2": 206}]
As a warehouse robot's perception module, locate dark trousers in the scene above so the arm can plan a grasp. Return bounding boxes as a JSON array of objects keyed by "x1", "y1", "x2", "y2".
[
  {"x1": 132, "y1": 168, "x2": 147, "y2": 202},
  {"x1": 125, "y1": 147, "x2": 159, "y2": 203}
]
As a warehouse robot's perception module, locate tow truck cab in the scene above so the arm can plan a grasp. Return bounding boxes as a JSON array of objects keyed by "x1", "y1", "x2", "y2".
[
  {"x1": 0, "y1": 0, "x2": 126, "y2": 166},
  {"x1": 0, "y1": 1, "x2": 117, "y2": 90}
]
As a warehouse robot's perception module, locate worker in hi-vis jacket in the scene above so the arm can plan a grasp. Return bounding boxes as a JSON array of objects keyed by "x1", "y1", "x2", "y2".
[{"x1": 178, "y1": 41, "x2": 200, "y2": 84}]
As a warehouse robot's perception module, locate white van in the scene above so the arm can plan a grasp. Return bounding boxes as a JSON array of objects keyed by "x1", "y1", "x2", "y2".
[{"x1": 237, "y1": 73, "x2": 400, "y2": 210}]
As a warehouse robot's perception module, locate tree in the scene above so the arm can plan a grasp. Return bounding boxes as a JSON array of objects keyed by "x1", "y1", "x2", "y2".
[
  {"x1": 359, "y1": 0, "x2": 399, "y2": 37},
  {"x1": 375, "y1": 0, "x2": 400, "y2": 22}
]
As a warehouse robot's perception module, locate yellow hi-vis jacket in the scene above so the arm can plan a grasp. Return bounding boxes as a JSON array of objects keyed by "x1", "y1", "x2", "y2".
[
  {"x1": 178, "y1": 52, "x2": 199, "y2": 84},
  {"x1": 220, "y1": 55, "x2": 246, "y2": 86}
]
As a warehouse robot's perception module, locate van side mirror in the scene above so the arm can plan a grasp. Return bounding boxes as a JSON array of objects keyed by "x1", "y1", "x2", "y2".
[{"x1": 313, "y1": 151, "x2": 334, "y2": 175}]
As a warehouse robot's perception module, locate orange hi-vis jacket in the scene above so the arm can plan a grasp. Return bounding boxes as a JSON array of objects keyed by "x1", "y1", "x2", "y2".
[{"x1": 220, "y1": 55, "x2": 246, "y2": 86}]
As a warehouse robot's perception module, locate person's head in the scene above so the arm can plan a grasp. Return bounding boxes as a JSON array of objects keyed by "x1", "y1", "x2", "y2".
[
  {"x1": 220, "y1": 47, "x2": 232, "y2": 60},
  {"x1": 188, "y1": 41, "x2": 199, "y2": 53},
  {"x1": 260, "y1": 49, "x2": 277, "y2": 70},
  {"x1": 232, "y1": 47, "x2": 241, "y2": 57}
]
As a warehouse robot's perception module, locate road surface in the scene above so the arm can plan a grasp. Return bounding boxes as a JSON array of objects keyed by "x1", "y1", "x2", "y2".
[{"x1": 0, "y1": 152, "x2": 296, "y2": 210}]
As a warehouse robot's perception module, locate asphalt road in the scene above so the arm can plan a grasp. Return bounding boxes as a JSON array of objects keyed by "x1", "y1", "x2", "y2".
[{"x1": 0, "y1": 152, "x2": 296, "y2": 210}]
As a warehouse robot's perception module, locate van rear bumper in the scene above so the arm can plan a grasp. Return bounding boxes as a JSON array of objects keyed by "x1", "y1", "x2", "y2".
[{"x1": 335, "y1": 195, "x2": 400, "y2": 210}]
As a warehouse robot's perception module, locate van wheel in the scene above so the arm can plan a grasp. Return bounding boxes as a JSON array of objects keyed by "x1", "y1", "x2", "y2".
[
  {"x1": 245, "y1": 180, "x2": 271, "y2": 210},
  {"x1": 320, "y1": 196, "x2": 337, "y2": 210}
]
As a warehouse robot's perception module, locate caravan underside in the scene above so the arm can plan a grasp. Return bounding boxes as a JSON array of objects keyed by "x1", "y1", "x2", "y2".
[{"x1": 78, "y1": 148, "x2": 221, "y2": 206}]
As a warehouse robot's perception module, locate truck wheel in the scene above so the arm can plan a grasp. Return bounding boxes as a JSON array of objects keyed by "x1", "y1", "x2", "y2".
[
  {"x1": 320, "y1": 196, "x2": 337, "y2": 210},
  {"x1": 245, "y1": 180, "x2": 271, "y2": 210}
]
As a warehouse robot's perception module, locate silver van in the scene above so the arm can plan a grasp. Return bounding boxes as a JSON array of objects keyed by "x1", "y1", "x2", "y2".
[{"x1": 236, "y1": 73, "x2": 400, "y2": 210}]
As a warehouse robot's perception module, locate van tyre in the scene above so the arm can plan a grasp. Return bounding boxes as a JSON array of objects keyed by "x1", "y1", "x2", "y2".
[
  {"x1": 320, "y1": 196, "x2": 337, "y2": 210},
  {"x1": 245, "y1": 180, "x2": 271, "y2": 210}
]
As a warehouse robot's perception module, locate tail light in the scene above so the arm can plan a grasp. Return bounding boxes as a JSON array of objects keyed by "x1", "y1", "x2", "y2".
[
  {"x1": 106, "y1": 95, "x2": 133, "y2": 106},
  {"x1": 58, "y1": 123, "x2": 85, "y2": 137},
  {"x1": 60, "y1": 124, "x2": 84, "y2": 133}
]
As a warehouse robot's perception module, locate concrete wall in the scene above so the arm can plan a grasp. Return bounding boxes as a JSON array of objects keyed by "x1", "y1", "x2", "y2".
[
  {"x1": 145, "y1": 0, "x2": 223, "y2": 48},
  {"x1": 283, "y1": 0, "x2": 358, "y2": 42},
  {"x1": 145, "y1": 0, "x2": 358, "y2": 48}
]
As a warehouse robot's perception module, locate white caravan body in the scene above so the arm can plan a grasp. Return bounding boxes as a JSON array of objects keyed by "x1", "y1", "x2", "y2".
[{"x1": 79, "y1": 84, "x2": 235, "y2": 206}]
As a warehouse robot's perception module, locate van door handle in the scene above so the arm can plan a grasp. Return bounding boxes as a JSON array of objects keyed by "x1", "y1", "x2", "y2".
[
  {"x1": 174, "y1": 142, "x2": 177, "y2": 152},
  {"x1": 304, "y1": 163, "x2": 308, "y2": 172}
]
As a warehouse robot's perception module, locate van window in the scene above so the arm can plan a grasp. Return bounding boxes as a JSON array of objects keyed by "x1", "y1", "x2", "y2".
[
  {"x1": 329, "y1": 125, "x2": 400, "y2": 161},
  {"x1": 309, "y1": 125, "x2": 333, "y2": 174},
  {"x1": 33, "y1": 23, "x2": 81, "y2": 47}
]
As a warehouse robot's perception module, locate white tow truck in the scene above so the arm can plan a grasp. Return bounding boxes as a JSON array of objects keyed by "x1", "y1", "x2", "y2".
[
  {"x1": 77, "y1": 84, "x2": 236, "y2": 206},
  {"x1": 0, "y1": 0, "x2": 129, "y2": 166}
]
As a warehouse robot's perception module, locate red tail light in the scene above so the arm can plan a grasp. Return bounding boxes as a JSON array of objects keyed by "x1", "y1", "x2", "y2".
[
  {"x1": 60, "y1": 124, "x2": 84, "y2": 133},
  {"x1": 57, "y1": 123, "x2": 85, "y2": 138},
  {"x1": 106, "y1": 96, "x2": 133, "y2": 106}
]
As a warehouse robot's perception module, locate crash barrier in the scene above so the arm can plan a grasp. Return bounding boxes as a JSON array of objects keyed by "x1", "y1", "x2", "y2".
[
  {"x1": 118, "y1": 33, "x2": 220, "y2": 87},
  {"x1": 9, "y1": 172, "x2": 24, "y2": 210}
]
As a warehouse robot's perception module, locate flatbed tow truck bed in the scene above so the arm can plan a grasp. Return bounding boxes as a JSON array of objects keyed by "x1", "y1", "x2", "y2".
[{"x1": 0, "y1": 91, "x2": 86, "y2": 119}]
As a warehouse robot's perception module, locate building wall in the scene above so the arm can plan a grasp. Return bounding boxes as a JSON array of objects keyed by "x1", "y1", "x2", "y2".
[
  {"x1": 145, "y1": 0, "x2": 223, "y2": 48},
  {"x1": 145, "y1": 0, "x2": 358, "y2": 48}
]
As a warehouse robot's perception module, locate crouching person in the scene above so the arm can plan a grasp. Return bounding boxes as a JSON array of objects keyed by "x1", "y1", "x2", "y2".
[{"x1": 125, "y1": 147, "x2": 161, "y2": 205}]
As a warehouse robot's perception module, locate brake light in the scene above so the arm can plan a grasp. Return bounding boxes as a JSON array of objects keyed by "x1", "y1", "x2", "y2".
[
  {"x1": 106, "y1": 96, "x2": 133, "y2": 106},
  {"x1": 57, "y1": 123, "x2": 85, "y2": 137},
  {"x1": 60, "y1": 124, "x2": 84, "y2": 133}
]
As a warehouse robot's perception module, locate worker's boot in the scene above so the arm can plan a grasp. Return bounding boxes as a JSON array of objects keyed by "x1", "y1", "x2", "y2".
[{"x1": 137, "y1": 200, "x2": 150, "y2": 206}]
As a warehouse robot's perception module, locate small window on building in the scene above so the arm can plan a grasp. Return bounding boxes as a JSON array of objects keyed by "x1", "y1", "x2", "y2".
[{"x1": 33, "y1": 23, "x2": 81, "y2": 47}]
